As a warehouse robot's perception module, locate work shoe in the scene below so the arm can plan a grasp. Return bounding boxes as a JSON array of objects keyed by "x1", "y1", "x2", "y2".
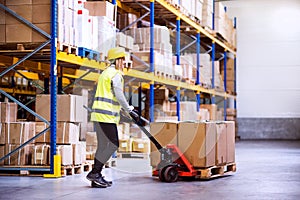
[
  {"x1": 91, "y1": 180, "x2": 107, "y2": 188},
  {"x1": 86, "y1": 172, "x2": 108, "y2": 188},
  {"x1": 102, "y1": 176, "x2": 112, "y2": 187}
]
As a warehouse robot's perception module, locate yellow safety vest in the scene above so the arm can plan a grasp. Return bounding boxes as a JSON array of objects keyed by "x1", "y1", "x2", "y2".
[{"x1": 91, "y1": 66, "x2": 122, "y2": 124}]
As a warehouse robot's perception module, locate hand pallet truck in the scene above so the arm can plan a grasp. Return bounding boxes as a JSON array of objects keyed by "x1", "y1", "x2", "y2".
[{"x1": 124, "y1": 112, "x2": 197, "y2": 183}]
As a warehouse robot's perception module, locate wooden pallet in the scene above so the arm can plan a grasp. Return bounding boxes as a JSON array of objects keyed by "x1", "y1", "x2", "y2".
[
  {"x1": 184, "y1": 78, "x2": 196, "y2": 85},
  {"x1": 58, "y1": 42, "x2": 77, "y2": 55},
  {"x1": 61, "y1": 162, "x2": 93, "y2": 176},
  {"x1": 195, "y1": 163, "x2": 236, "y2": 179}
]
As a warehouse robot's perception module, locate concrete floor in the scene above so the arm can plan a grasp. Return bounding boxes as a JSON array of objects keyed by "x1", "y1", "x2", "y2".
[{"x1": 0, "y1": 140, "x2": 300, "y2": 200}]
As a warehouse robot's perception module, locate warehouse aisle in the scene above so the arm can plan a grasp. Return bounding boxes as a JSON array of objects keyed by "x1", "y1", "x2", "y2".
[{"x1": 0, "y1": 140, "x2": 299, "y2": 200}]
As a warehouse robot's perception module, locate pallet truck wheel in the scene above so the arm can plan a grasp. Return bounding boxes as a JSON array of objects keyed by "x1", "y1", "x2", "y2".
[
  {"x1": 158, "y1": 168, "x2": 166, "y2": 182},
  {"x1": 163, "y1": 166, "x2": 178, "y2": 182}
]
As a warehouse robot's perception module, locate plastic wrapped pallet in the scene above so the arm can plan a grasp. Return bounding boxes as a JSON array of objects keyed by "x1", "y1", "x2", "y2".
[
  {"x1": 76, "y1": 8, "x2": 92, "y2": 49},
  {"x1": 93, "y1": 16, "x2": 116, "y2": 60}
]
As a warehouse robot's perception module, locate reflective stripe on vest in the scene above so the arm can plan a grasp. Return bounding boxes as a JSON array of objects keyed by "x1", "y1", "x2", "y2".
[
  {"x1": 92, "y1": 109, "x2": 119, "y2": 117},
  {"x1": 91, "y1": 66, "x2": 122, "y2": 123},
  {"x1": 94, "y1": 97, "x2": 120, "y2": 106}
]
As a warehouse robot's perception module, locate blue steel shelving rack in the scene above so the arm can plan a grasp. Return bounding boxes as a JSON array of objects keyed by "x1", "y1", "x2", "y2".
[
  {"x1": 0, "y1": 0, "x2": 237, "y2": 172},
  {"x1": 0, "y1": 1, "x2": 58, "y2": 174}
]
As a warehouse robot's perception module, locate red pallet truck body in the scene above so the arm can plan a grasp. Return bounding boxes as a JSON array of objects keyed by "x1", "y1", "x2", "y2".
[{"x1": 127, "y1": 113, "x2": 197, "y2": 182}]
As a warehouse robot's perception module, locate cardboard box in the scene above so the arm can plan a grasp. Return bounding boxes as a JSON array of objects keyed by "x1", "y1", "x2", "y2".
[
  {"x1": 36, "y1": 94, "x2": 85, "y2": 122},
  {"x1": 6, "y1": 23, "x2": 32, "y2": 43},
  {"x1": 32, "y1": 23, "x2": 50, "y2": 42},
  {"x1": 117, "y1": 13, "x2": 137, "y2": 30},
  {"x1": 5, "y1": 5, "x2": 32, "y2": 24},
  {"x1": 200, "y1": 104, "x2": 217, "y2": 120},
  {"x1": 178, "y1": 121, "x2": 216, "y2": 168},
  {"x1": 4, "y1": 144, "x2": 33, "y2": 165},
  {"x1": 118, "y1": 138, "x2": 132, "y2": 152},
  {"x1": 72, "y1": 142, "x2": 86, "y2": 165},
  {"x1": 35, "y1": 122, "x2": 50, "y2": 143},
  {"x1": 0, "y1": 123, "x2": 4, "y2": 144},
  {"x1": 216, "y1": 122, "x2": 227, "y2": 165},
  {"x1": 57, "y1": 122, "x2": 80, "y2": 144},
  {"x1": 32, "y1": 0, "x2": 50, "y2": 4},
  {"x1": 146, "y1": 88, "x2": 169, "y2": 100},
  {"x1": 86, "y1": 131, "x2": 97, "y2": 146},
  {"x1": 149, "y1": 122, "x2": 178, "y2": 167},
  {"x1": 225, "y1": 121, "x2": 235, "y2": 163},
  {"x1": 5, "y1": 0, "x2": 32, "y2": 5},
  {"x1": 1, "y1": 102, "x2": 17, "y2": 123},
  {"x1": 5, "y1": 122, "x2": 32, "y2": 144},
  {"x1": 56, "y1": 145, "x2": 73, "y2": 165},
  {"x1": 32, "y1": 4, "x2": 51, "y2": 23},
  {"x1": 132, "y1": 51, "x2": 163, "y2": 71},
  {"x1": 0, "y1": 25, "x2": 5, "y2": 43},
  {"x1": 0, "y1": 145, "x2": 4, "y2": 165},
  {"x1": 132, "y1": 138, "x2": 149, "y2": 153},
  {"x1": 84, "y1": 1, "x2": 114, "y2": 21},
  {"x1": 31, "y1": 144, "x2": 49, "y2": 165}
]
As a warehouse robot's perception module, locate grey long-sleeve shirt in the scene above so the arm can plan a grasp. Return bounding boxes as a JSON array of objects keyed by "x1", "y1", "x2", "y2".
[{"x1": 111, "y1": 69, "x2": 132, "y2": 113}]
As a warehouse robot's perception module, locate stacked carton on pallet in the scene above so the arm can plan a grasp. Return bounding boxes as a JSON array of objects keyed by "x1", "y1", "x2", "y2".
[
  {"x1": 34, "y1": 94, "x2": 86, "y2": 166},
  {"x1": 150, "y1": 121, "x2": 235, "y2": 168}
]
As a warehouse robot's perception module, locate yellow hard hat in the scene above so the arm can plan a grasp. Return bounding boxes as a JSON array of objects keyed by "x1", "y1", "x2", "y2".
[{"x1": 107, "y1": 47, "x2": 126, "y2": 61}]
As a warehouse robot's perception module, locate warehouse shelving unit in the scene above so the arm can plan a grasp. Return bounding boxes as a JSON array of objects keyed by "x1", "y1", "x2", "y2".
[{"x1": 0, "y1": 0, "x2": 237, "y2": 175}]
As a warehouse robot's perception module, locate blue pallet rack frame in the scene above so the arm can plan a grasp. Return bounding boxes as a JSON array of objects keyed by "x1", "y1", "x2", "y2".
[{"x1": 0, "y1": 3, "x2": 54, "y2": 173}]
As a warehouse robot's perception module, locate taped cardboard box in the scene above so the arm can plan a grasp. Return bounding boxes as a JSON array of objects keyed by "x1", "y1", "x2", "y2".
[
  {"x1": 4, "y1": 144, "x2": 33, "y2": 165},
  {"x1": 72, "y1": 142, "x2": 86, "y2": 165},
  {"x1": 0, "y1": 145, "x2": 4, "y2": 165},
  {"x1": 0, "y1": 123, "x2": 4, "y2": 144},
  {"x1": 225, "y1": 121, "x2": 235, "y2": 163},
  {"x1": 1, "y1": 102, "x2": 17, "y2": 123},
  {"x1": 31, "y1": 144, "x2": 49, "y2": 165},
  {"x1": 4, "y1": 122, "x2": 33, "y2": 144},
  {"x1": 57, "y1": 122, "x2": 80, "y2": 144},
  {"x1": 84, "y1": 1, "x2": 114, "y2": 21},
  {"x1": 35, "y1": 122, "x2": 50, "y2": 143},
  {"x1": 150, "y1": 122, "x2": 178, "y2": 167},
  {"x1": 56, "y1": 145, "x2": 73, "y2": 166},
  {"x1": 132, "y1": 138, "x2": 149, "y2": 153},
  {"x1": 178, "y1": 121, "x2": 216, "y2": 168},
  {"x1": 200, "y1": 104, "x2": 217, "y2": 121},
  {"x1": 216, "y1": 122, "x2": 227, "y2": 165},
  {"x1": 118, "y1": 138, "x2": 132, "y2": 152},
  {"x1": 35, "y1": 94, "x2": 85, "y2": 122}
]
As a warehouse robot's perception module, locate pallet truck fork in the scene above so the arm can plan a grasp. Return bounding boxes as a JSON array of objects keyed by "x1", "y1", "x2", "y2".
[{"x1": 124, "y1": 112, "x2": 197, "y2": 182}]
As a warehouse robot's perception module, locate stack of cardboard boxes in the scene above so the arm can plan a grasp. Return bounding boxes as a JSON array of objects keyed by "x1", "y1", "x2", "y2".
[
  {"x1": 0, "y1": 94, "x2": 88, "y2": 167},
  {"x1": 150, "y1": 121, "x2": 235, "y2": 168},
  {"x1": 220, "y1": 58, "x2": 235, "y2": 94}
]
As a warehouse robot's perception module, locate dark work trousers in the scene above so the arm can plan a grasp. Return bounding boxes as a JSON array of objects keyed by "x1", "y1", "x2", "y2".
[{"x1": 93, "y1": 122, "x2": 119, "y2": 174}]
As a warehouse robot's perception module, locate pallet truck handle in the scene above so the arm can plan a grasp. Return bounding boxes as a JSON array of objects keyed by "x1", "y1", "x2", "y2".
[{"x1": 120, "y1": 109, "x2": 163, "y2": 151}]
